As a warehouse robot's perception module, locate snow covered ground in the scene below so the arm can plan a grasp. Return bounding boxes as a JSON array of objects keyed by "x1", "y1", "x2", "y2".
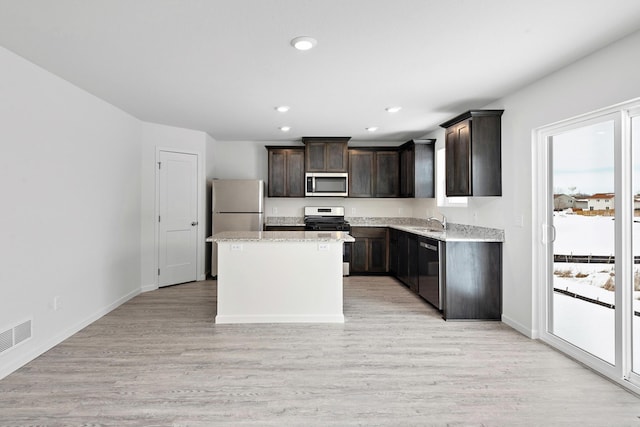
[{"x1": 551, "y1": 212, "x2": 639, "y2": 371}]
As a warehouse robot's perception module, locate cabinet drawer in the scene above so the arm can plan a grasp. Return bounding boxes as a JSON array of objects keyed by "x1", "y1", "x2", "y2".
[{"x1": 350, "y1": 226, "x2": 387, "y2": 239}]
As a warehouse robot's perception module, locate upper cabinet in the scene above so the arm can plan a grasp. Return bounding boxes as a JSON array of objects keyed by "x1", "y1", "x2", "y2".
[
  {"x1": 440, "y1": 110, "x2": 503, "y2": 197},
  {"x1": 399, "y1": 139, "x2": 435, "y2": 198},
  {"x1": 303, "y1": 137, "x2": 350, "y2": 172},
  {"x1": 348, "y1": 148, "x2": 399, "y2": 198},
  {"x1": 266, "y1": 146, "x2": 305, "y2": 197}
]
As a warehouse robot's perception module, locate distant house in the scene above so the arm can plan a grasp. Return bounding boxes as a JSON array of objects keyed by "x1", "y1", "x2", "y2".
[
  {"x1": 575, "y1": 199, "x2": 589, "y2": 210},
  {"x1": 586, "y1": 193, "x2": 615, "y2": 210},
  {"x1": 554, "y1": 194, "x2": 576, "y2": 210}
]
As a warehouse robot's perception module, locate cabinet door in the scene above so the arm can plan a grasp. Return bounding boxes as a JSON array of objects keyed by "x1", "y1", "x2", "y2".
[
  {"x1": 326, "y1": 142, "x2": 348, "y2": 172},
  {"x1": 388, "y1": 228, "x2": 398, "y2": 276},
  {"x1": 268, "y1": 150, "x2": 287, "y2": 197},
  {"x1": 286, "y1": 149, "x2": 305, "y2": 197},
  {"x1": 446, "y1": 119, "x2": 472, "y2": 196},
  {"x1": 375, "y1": 151, "x2": 399, "y2": 197},
  {"x1": 349, "y1": 150, "x2": 374, "y2": 197},
  {"x1": 351, "y1": 237, "x2": 368, "y2": 273},
  {"x1": 399, "y1": 147, "x2": 415, "y2": 197},
  {"x1": 407, "y1": 233, "x2": 419, "y2": 292},
  {"x1": 368, "y1": 237, "x2": 388, "y2": 273},
  {"x1": 413, "y1": 143, "x2": 435, "y2": 198},
  {"x1": 267, "y1": 148, "x2": 304, "y2": 197},
  {"x1": 397, "y1": 231, "x2": 409, "y2": 284},
  {"x1": 305, "y1": 142, "x2": 326, "y2": 172}
]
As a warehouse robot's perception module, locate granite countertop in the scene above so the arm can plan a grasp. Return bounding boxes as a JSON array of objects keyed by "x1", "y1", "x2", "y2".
[
  {"x1": 208, "y1": 231, "x2": 355, "y2": 243},
  {"x1": 264, "y1": 217, "x2": 305, "y2": 227},
  {"x1": 264, "y1": 216, "x2": 504, "y2": 242}
]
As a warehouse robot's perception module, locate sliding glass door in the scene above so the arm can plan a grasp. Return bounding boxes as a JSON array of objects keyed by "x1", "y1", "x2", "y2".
[
  {"x1": 537, "y1": 101, "x2": 640, "y2": 392},
  {"x1": 632, "y1": 115, "x2": 640, "y2": 377},
  {"x1": 549, "y1": 119, "x2": 616, "y2": 364}
]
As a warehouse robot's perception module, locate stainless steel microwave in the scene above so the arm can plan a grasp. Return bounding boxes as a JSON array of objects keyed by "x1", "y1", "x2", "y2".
[{"x1": 305, "y1": 173, "x2": 348, "y2": 197}]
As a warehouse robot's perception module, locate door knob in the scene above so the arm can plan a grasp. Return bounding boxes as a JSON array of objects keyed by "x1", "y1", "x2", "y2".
[{"x1": 191, "y1": 221, "x2": 198, "y2": 226}]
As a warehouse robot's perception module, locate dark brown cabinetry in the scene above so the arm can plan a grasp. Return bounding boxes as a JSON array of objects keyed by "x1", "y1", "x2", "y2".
[
  {"x1": 263, "y1": 225, "x2": 305, "y2": 231},
  {"x1": 441, "y1": 241, "x2": 502, "y2": 320},
  {"x1": 303, "y1": 137, "x2": 350, "y2": 173},
  {"x1": 348, "y1": 148, "x2": 399, "y2": 197},
  {"x1": 266, "y1": 146, "x2": 305, "y2": 197},
  {"x1": 391, "y1": 228, "x2": 502, "y2": 320},
  {"x1": 440, "y1": 110, "x2": 503, "y2": 197},
  {"x1": 350, "y1": 227, "x2": 388, "y2": 273},
  {"x1": 395, "y1": 230, "x2": 419, "y2": 292},
  {"x1": 399, "y1": 139, "x2": 435, "y2": 198},
  {"x1": 388, "y1": 228, "x2": 398, "y2": 276}
]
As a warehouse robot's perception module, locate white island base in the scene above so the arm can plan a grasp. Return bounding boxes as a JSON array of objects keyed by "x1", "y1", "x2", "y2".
[{"x1": 213, "y1": 231, "x2": 353, "y2": 324}]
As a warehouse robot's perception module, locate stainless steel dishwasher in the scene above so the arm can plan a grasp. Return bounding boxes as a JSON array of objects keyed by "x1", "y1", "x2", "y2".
[{"x1": 418, "y1": 237, "x2": 442, "y2": 310}]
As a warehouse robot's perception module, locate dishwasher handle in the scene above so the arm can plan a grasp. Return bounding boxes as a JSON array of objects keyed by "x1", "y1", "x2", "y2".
[{"x1": 419, "y1": 242, "x2": 438, "y2": 251}]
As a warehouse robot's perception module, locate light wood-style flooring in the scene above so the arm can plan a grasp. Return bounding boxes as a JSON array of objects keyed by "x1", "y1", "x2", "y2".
[{"x1": 1, "y1": 276, "x2": 639, "y2": 426}]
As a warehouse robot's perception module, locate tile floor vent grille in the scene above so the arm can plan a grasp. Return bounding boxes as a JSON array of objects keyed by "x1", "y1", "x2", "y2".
[{"x1": 0, "y1": 319, "x2": 32, "y2": 355}]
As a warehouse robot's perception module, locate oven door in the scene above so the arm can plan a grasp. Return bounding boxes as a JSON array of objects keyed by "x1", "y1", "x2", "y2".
[{"x1": 305, "y1": 173, "x2": 348, "y2": 197}]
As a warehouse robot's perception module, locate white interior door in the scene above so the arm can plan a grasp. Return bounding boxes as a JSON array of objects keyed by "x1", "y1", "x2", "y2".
[{"x1": 158, "y1": 151, "x2": 198, "y2": 287}]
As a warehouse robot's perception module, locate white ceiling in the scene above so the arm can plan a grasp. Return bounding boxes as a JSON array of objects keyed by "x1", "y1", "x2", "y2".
[{"x1": 2, "y1": 0, "x2": 640, "y2": 142}]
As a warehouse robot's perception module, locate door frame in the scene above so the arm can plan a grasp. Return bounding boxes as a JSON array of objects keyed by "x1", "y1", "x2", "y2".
[
  {"x1": 154, "y1": 148, "x2": 205, "y2": 288},
  {"x1": 532, "y1": 98, "x2": 640, "y2": 393}
]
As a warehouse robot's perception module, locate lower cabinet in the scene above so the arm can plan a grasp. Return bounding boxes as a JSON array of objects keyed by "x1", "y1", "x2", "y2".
[
  {"x1": 394, "y1": 230, "x2": 419, "y2": 292},
  {"x1": 388, "y1": 228, "x2": 398, "y2": 276},
  {"x1": 441, "y1": 241, "x2": 502, "y2": 320},
  {"x1": 350, "y1": 227, "x2": 388, "y2": 273},
  {"x1": 264, "y1": 226, "x2": 306, "y2": 231},
  {"x1": 391, "y1": 228, "x2": 502, "y2": 320}
]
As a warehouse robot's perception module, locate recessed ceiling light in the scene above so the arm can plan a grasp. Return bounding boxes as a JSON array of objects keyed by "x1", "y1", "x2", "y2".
[
  {"x1": 385, "y1": 106, "x2": 402, "y2": 113},
  {"x1": 291, "y1": 36, "x2": 317, "y2": 51},
  {"x1": 275, "y1": 106, "x2": 290, "y2": 113},
  {"x1": 279, "y1": 126, "x2": 291, "y2": 132},
  {"x1": 366, "y1": 127, "x2": 378, "y2": 132}
]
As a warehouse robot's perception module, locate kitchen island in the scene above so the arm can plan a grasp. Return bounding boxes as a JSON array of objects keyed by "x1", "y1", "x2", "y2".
[{"x1": 210, "y1": 230, "x2": 354, "y2": 324}]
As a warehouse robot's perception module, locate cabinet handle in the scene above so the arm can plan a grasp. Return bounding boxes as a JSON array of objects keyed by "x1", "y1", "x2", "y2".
[
  {"x1": 420, "y1": 242, "x2": 437, "y2": 251},
  {"x1": 191, "y1": 221, "x2": 198, "y2": 226}
]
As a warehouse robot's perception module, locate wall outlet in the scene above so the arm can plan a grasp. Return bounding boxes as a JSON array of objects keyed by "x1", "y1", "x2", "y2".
[
  {"x1": 52, "y1": 296, "x2": 61, "y2": 311},
  {"x1": 351, "y1": 207, "x2": 356, "y2": 215},
  {"x1": 515, "y1": 214, "x2": 524, "y2": 228},
  {"x1": 231, "y1": 244, "x2": 243, "y2": 251},
  {"x1": 399, "y1": 207, "x2": 405, "y2": 216},
  {"x1": 272, "y1": 207, "x2": 278, "y2": 215},
  {"x1": 473, "y1": 212, "x2": 479, "y2": 223},
  {"x1": 318, "y1": 243, "x2": 329, "y2": 251}
]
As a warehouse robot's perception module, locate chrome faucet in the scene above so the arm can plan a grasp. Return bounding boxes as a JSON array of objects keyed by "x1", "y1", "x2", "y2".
[{"x1": 427, "y1": 214, "x2": 447, "y2": 231}]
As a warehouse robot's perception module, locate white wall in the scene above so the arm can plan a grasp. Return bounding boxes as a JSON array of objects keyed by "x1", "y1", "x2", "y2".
[
  {"x1": 0, "y1": 47, "x2": 142, "y2": 379},
  {"x1": 140, "y1": 122, "x2": 210, "y2": 290},
  {"x1": 421, "y1": 29, "x2": 640, "y2": 336}
]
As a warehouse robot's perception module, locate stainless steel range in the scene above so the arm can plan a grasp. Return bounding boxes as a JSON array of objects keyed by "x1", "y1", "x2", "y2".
[{"x1": 304, "y1": 206, "x2": 351, "y2": 275}]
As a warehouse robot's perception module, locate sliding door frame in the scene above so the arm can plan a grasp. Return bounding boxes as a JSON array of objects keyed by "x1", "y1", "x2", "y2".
[{"x1": 533, "y1": 98, "x2": 640, "y2": 393}]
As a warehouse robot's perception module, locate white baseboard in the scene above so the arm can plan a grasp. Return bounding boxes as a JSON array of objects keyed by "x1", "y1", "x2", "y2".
[
  {"x1": 501, "y1": 313, "x2": 534, "y2": 338},
  {"x1": 0, "y1": 288, "x2": 140, "y2": 380},
  {"x1": 141, "y1": 283, "x2": 158, "y2": 293}
]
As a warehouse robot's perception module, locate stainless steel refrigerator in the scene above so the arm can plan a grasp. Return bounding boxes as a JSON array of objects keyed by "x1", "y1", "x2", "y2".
[{"x1": 211, "y1": 179, "x2": 264, "y2": 276}]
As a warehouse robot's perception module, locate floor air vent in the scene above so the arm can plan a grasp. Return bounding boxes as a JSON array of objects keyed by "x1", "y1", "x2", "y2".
[{"x1": 0, "y1": 319, "x2": 32, "y2": 354}]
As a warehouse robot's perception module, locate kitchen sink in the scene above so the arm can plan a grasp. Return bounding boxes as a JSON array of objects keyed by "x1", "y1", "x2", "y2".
[{"x1": 413, "y1": 227, "x2": 445, "y2": 233}]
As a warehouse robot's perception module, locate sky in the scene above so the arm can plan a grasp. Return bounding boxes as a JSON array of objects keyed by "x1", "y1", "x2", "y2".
[{"x1": 552, "y1": 117, "x2": 640, "y2": 195}]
